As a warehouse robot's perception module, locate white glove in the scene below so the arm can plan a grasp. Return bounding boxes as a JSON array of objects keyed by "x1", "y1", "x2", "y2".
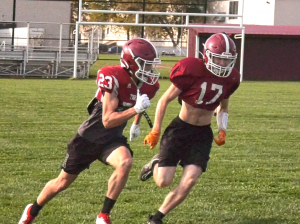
[
  {"x1": 130, "y1": 123, "x2": 140, "y2": 141},
  {"x1": 133, "y1": 89, "x2": 150, "y2": 114}
]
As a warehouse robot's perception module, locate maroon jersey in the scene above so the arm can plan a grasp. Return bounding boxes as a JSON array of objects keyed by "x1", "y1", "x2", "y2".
[
  {"x1": 170, "y1": 57, "x2": 240, "y2": 111},
  {"x1": 78, "y1": 65, "x2": 159, "y2": 144},
  {"x1": 95, "y1": 65, "x2": 159, "y2": 107}
]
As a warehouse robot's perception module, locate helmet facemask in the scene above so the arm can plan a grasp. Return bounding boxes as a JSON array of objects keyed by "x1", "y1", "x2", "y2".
[
  {"x1": 134, "y1": 56, "x2": 161, "y2": 85},
  {"x1": 205, "y1": 50, "x2": 237, "y2": 78}
]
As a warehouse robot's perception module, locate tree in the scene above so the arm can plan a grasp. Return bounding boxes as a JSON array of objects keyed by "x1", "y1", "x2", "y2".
[
  {"x1": 81, "y1": 1, "x2": 142, "y2": 40},
  {"x1": 73, "y1": 0, "x2": 207, "y2": 45},
  {"x1": 145, "y1": 0, "x2": 206, "y2": 47}
]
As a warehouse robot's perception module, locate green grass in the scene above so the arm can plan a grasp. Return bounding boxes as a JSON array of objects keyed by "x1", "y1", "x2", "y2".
[
  {"x1": 89, "y1": 54, "x2": 185, "y2": 79},
  {"x1": 0, "y1": 79, "x2": 300, "y2": 224}
]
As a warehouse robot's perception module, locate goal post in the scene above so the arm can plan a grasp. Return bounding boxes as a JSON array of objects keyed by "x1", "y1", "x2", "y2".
[{"x1": 74, "y1": 0, "x2": 245, "y2": 81}]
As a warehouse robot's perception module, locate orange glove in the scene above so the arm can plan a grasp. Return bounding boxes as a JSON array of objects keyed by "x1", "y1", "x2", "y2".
[
  {"x1": 214, "y1": 129, "x2": 226, "y2": 146},
  {"x1": 144, "y1": 129, "x2": 161, "y2": 149}
]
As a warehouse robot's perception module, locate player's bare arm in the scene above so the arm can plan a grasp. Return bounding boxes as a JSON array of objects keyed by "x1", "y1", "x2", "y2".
[
  {"x1": 214, "y1": 98, "x2": 230, "y2": 146},
  {"x1": 144, "y1": 84, "x2": 181, "y2": 149},
  {"x1": 153, "y1": 84, "x2": 182, "y2": 132},
  {"x1": 133, "y1": 113, "x2": 143, "y2": 125},
  {"x1": 218, "y1": 98, "x2": 229, "y2": 113},
  {"x1": 102, "y1": 91, "x2": 137, "y2": 129}
]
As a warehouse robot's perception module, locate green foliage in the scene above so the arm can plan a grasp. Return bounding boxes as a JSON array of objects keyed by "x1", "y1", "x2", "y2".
[
  {"x1": 89, "y1": 54, "x2": 185, "y2": 79},
  {"x1": 1, "y1": 79, "x2": 300, "y2": 223}
]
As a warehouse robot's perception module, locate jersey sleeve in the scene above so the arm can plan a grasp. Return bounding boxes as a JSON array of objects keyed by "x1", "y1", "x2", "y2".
[
  {"x1": 169, "y1": 61, "x2": 194, "y2": 91},
  {"x1": 224, "y1": 82, "x2": 239, "y2": 99},
  {"x1": 150, "y1": 82, "x2": 160, "y2": 100},
  {"x1": 140, "y1": 81, "x2": 160, "y2": 101},
  {"x1": 94, "y1": 87, "x2": 103, "y2": 101},
  {"x1": 223, "y1": 69, "x2": 240, "y2": 99},
  {"x1": 96, "y1": 67, "x2": 116, "y2": 94}
]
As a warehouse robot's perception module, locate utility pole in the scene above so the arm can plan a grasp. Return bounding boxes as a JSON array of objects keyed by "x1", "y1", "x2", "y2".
[
  {"x1": 141, "y1": 0, "x2": 145, "y2": 38},
  {"x1": 204, "y1": 0, "x2": 208, "y2": 24},
  {"x1": 12, "y1": 0, "x2": 16, "y2": 49}
]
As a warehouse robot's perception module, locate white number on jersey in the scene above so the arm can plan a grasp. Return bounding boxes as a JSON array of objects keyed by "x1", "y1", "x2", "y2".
[
  {"x1": 97, "y1": 73, "x2": 113, "y2": 90},
  {"x1": 195, "y1": 82, "x2": 223, "y2": 105}
]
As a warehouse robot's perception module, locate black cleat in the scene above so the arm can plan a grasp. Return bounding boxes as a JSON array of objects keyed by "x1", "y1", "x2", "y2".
[
  {"x1": 148, "y1": 215, "x2": 163, "y2": 224},
  {"x1": 140, "y1": 154, "x2": 159, "y2": 181}
]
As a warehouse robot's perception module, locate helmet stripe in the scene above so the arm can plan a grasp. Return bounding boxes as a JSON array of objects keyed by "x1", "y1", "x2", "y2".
[
  {"x1": 135, "y1": 38, "x2": 159, "y2": 58},
  {"x1": 128, "y1": 48, "x2": 135, "y2": 58},
  {"x1": 220, "y1": 33, "x2": 229, "y2": 53}
]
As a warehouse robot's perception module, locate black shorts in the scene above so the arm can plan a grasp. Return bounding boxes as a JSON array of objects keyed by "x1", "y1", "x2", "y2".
[
  {"x1": 159, "y1": 116, "x2": 213, "y2": 172},
  {"x1": 61, "y1": 134, "x2": 133, "y2": 175}
]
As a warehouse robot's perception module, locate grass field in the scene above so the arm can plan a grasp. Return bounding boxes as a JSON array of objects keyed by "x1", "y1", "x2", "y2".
[{"x1": 0, "y1": 77, "x2": 300, "y2": 224}]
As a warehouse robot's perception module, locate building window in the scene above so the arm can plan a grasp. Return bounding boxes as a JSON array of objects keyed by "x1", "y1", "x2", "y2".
[{"x1": 229, "y1": 1, "x2": 239, "y2": 19}]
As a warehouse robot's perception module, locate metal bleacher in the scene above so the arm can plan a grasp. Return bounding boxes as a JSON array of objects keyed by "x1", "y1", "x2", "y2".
[
  {"x1": 0, "y1": 49, "x2": 24, "y2": 75},
  {"x1": 0, "y1": 22, "x2": 99, "y2": 78},
  {"x1": 0, "y1": 46, "x2": 95, "y2": 78}
]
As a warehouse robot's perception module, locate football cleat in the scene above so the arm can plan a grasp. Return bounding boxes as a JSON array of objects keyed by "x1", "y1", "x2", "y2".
[
  {"x1": 18, "y1": 204, "x2": 36, "y2": 224},
  {"x1": 96, "y1": 212, "x2": 112, "y2": 224},
  {"x1": 140, "y1": 154, "x2": 159, "y2": 181},
  {"x1": 148, "y1": 215, "x2": 163, "y2": 224}
]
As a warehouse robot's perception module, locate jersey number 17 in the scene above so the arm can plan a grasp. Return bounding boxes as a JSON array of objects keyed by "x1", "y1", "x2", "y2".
[{"x1": 195, "y1": 82, "x2": 223, "y2": 105}]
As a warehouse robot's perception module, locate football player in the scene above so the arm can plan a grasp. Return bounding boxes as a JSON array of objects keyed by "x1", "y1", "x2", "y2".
[
  {"x1": 18, "y1": 38, "x2": 161, "y2": 224},
  {"x1": 140, "y1": 33, "x2": 240, "y2": 224}
]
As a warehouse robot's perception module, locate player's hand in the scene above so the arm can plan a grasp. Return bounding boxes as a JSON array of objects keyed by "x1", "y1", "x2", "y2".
[
  {"x1": 130, "y1": 123, "x2": 140, "y2": 141},
  {"x1": 144, "y1": 129, "x2": 161, "y2": 149},
  {"x1": 214, "y1": 129, "x2": 226, "y2": 146},
  {"x1": 134, "y1": 89, "x2": 150, "y2": 114}
]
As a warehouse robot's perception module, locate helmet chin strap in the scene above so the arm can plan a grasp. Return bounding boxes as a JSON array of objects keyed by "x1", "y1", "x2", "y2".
[
  {"x1": 198, "y1": 50, "x2": 207, "y2": 65},
  {"x1": 130, "y1": 75, "x2": 144, "y2": 89},
  {"x1": 123, "y1": 66, "x2": 142, "y2": 88},
  {"x1": 199, "y1": 50, "x2": 205, "y2": 58}
]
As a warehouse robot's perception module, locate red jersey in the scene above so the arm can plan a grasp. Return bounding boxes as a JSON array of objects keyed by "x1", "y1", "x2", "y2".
[
  {"x1": 78, "y1": 65, "x2": 159, "y2": 144},
  {"x1": 95, "y1": 65, "x2": 159, "y2": 107},
  {"x1": 170, "y1": 57, "x2": 240, "y2": 111}
]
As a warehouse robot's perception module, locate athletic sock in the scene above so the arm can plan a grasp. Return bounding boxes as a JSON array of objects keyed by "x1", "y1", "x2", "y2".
[
  {"x1": 152, "y1": 211, "x2": 165, "y2": 221},
  {"x1": 30, "y1": 201, "x2": 43, "y2": 217},
  {"x1": 101, "y1": 197, "x2": 116, "y2": 214}
]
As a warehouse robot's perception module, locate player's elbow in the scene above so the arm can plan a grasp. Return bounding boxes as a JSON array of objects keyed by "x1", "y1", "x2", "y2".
[
  {"x1": 103, "y1": 121, "x2": 109, "y2": 129},
  {"x1": 102, "y1": 111, "x2": 117, "y2": 129},
  {"x1": 102, "y1": 117, "x2": 113, "y2": 129},
  {"x1": 157, "y1": 98, "x2": 169, "y2": 109}
]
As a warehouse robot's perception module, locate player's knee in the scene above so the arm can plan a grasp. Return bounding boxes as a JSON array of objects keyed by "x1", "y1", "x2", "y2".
[
  {"x1": 53, "y1": 178, "x2": 71, "y2": 193},
  {"x1": 118, "y1": 157, "x2": 133, "y2": 173},
  {"x1": 183, "y1": 177, "x2": 198, "y2": 190},
  {"x1": 155, "y1": 178, "x2": 172, "y2": 188}
]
